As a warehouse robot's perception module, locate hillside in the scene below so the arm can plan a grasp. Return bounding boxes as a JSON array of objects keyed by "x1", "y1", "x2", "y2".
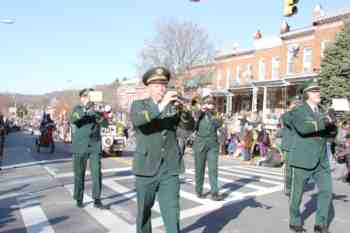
[{"x1": 0, "y1": 80, "x2": 121, "y2": 115}]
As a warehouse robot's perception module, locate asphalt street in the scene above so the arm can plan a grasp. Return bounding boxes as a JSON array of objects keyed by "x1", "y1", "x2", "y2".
[{"x1": 0, "y1": 132, "x2": 349, "y2": 233}]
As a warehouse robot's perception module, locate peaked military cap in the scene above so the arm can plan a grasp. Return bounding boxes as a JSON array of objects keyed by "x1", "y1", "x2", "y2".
[
  {"x1": 303, "y1": 79, "x2": 320, "y2": 93},
  {"x1": 142, "y1": 67, "x2": 171, "y2": 86},
  {"x1": 202, "y1": 95, "x2": 215, "y2": 105},
  {"x1": 79, "y1": 88, "x2": 94, "y2": 97}
]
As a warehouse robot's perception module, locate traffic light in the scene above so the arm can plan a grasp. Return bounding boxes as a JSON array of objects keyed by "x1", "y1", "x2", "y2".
[{"x1": 283, "y1": 0, "x2": 298, "y2": 17}]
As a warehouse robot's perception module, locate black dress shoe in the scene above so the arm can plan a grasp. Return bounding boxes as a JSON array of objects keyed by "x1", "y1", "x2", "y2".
[
  {"x1": 314, "y1": 225, "x2": 330, "y2": 233},
  {"x1": 289, "y1": 224, "x2": 306, "y2": 232},
  {"x1": 196, "y1": 193, "x2": 205, "y2": 199},
  {"x1": 94, "y1": 199, "x2": 109, "y2": 209},
  {"x1": 211, "y1": 193, "x2": 224, "y2": 201},
  {"x1": 76, "y1": 200, "x2": 83, "y2": 208}
]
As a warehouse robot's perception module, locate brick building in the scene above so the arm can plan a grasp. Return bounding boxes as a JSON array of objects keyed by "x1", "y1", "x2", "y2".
[{"x1": 208, "y1": 6, "x2": 350, "y2": 128}]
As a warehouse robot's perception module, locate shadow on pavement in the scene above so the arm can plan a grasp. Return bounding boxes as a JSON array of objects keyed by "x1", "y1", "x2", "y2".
[{"x1": 181, "y1": 196, "x2": 272, "y2": 233}]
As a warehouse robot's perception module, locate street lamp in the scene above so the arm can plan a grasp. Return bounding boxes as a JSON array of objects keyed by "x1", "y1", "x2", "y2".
[{"x1": 0, "y1": 19, "x2": 15, "y2": 24}]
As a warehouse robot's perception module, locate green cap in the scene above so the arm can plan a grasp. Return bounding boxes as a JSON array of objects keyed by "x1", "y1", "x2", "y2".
[
  {"x1": 202, "y1": 95, "x2": 215, "y2": 105},
  {"x1": 79, "y1": 88, "x2": 94, "y2": 97},
  {"x1": 142, "y1": 67, "x2": 171, "y2": 86},
  {"x1": 302, "y1": 79, "x2": 320, "y2": 93}
]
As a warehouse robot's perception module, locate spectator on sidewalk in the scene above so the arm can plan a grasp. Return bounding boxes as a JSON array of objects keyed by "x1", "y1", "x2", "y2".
[
  {"x1": 227, "y1": 133, "x2": 238, "y2": 156},
  {"x1": 241, "y1": 127, "x2": 253, "y2": 161},
  {"x1": 336, "y1": 121, "x2": 350, "y2": 146},
  {"x1": 218, "y1": 122, "x2": 228, "y2": 155},
  {"x1": 257, "y1": 124, "x2": 271, "y2": 158}
]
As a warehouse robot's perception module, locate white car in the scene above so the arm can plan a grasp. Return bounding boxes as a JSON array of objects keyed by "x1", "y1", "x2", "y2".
[{"x1": 101, "y1": 125, "x2": 126, "y2": 156}]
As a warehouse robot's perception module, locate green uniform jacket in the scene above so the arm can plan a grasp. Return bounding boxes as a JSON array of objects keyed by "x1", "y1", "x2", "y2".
[
  {"x1": 280, "y1": 110, "x2": 297, "y2": 152},
  {"x1": 69, "y1": 105, "x2": 108, "y2": 154},
  {"x1": 193, "y1": 111, "x2": 222, "y2": 151},
  {"x1": 131, "y1": 98, "x2": 193, "y2": 177},
  {"x1": 289, "y1": 103, "x2": 337, "y2": 170}
]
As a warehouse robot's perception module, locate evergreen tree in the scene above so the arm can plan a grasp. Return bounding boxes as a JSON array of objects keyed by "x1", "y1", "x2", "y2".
[{"x1": 319, "y1": 21, "x2": 350, "y2": 105}]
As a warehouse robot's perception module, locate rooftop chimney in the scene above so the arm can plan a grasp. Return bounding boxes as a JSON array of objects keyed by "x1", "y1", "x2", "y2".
[
  {"x1": 313, "y1": 4, "x2": 325, "y2": 19},
  {"x1": 254, "y1": 30, "x2": 262, "y2": 40},
  {"x1": 280, "y1": 20, "x2": 290, "y2": 34}
]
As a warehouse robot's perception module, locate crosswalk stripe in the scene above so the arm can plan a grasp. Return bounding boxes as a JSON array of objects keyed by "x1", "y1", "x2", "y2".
[
  {"x1": 151, "y1": 183, "x2": 283, "y2": 228},
  {"x1": 2, "y1": 158, "x2": 72, "y2": 170},
  {"x1": 104, "y1": 175, "x2": 134, "y2": 181},
  {"x1": 233, "y1": 165, "x2": 283, "y2": 176},
  {"x1": 220, "y1": 168, "x2": 284, "y2": 183},
  {"x1": 103, "y1": 179, "x2": 161, "y2": 213},
  {"x1": 0, "y1": 192, "x2": 22, "y2": 200},
  {"x1": 65, "y1": 184, "x2": 134, "y2": 233},
  {"x1": 238, "y1": 164, "x2": 283, "y2": 172},
  {"x1": 52, "y1": 167, "x2": 132, "y2": 178},
  {"x1": 17, "y1": 194, "x2": 56, "y2": 233},
  {"x1": 179, "y1": 189, "x2": 218, "y2": 205},
  {"x1": 186, "y1": 169, "x2": 267, "y2": 191},
  {"x1": 150, "y1": 194, "x2": 249, "y2": 229}
]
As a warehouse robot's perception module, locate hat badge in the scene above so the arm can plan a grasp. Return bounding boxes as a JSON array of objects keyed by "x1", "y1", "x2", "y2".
[{"x1": 155, "y1": 68, "x2": 164, "y2": 75}]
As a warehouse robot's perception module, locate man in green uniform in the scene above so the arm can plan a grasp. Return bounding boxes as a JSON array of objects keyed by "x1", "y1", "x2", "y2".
[
  {"x1": 131, "y1": 67, "x2": 194, "y2": 233},
  {"x1": 70, "y1": 88, "x2": 109, "y2": 209},
  {"x1": 280, "y1": 97, "x2": 300, "y2": 197},
  {"x1": 288, "y1": 80, "x2": 337, "y2": 233},
  {"x1": 193, "y1": 96, "x2": 224, "y2": 201}
]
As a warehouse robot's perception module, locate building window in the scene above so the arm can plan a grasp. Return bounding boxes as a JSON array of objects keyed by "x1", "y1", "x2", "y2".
[
  {"x1": 236, "y1": 65, "x2": 241, "y2": 83},
  {"x1": 303, "y1": 48, "x2": 312, "y2": 73},
  {"x1": 287, "y1": 51, "x2": 294, "y2": 74},
  {"x1": 258, "y1": 59, "x2": 265, "y2": 81},
  {"x1": 321, "y1": 40, "x2": 331, "y2": 58},
  {"x1": 271, "y1": 57, "x2": 280, "y2": 80},
  {"x1": 287, "y1": 44, "x2": 299, "y2": 74},
  {"x1": 245, "y1": 64, "x2": 253, "y2": 82},
  {"x1": 217, "y1": 71, "x2": 222, "y2": 88},
  {"x1": 226, "y1": 66, "x2": 232, "y2": 89}
]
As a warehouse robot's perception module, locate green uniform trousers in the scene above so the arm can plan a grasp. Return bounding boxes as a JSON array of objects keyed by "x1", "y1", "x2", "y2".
[
  {"x1": 283, "y1": 151, "x2": 292, "y2": 196},
  {"x1": 135, "y1": 161, "x2": 180, "y2": 233},
  {"x1": 289, "y1": 162, "x2": 334, "y2": 226},
  {"x1": 194, "y1": 144, "x2": 219, "y2": 195},
  {"x1": 73, "y1": 152, "x2": 102, "y2": 201}
]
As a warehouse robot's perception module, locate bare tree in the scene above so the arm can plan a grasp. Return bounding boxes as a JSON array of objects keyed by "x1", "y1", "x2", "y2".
[{"x1": 138, "y1": 20, "x2": 215, "y2": 78}]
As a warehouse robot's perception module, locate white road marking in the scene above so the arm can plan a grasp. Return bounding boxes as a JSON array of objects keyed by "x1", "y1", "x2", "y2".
[
  {"x1": 2, "y1": 158, "x2": 72, "y2": 170},
  {"x1": 233, "y1": 165, "x2": 283, "y2": 176},
  {"x1": 0, "y1": 192, "x2": 23, "y2": 200},
  {"x1": 225, "y1": 167, "x2": 284, "y2": 180},
  {"x1": 1, "y1": 176, "x2": 51, "y2": 187},
  {"x1": 104, "y1": 179, "x2": 161, "y2": 213},
  {"x1": 17, "y1": 194, "x2": 56, "y2": 233},
  {"x1": 186, "y1": 169, "x2": 268, "y2": 191},
  {"x1": 219, "y1": 168, "x2": 284, "y2": 185},
  {"x1": 46, "y1": 166, "x2": 132, "y2": 178},
  {"x1": 65, "y1": 184, "x2": 134, "y2": 233}
]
